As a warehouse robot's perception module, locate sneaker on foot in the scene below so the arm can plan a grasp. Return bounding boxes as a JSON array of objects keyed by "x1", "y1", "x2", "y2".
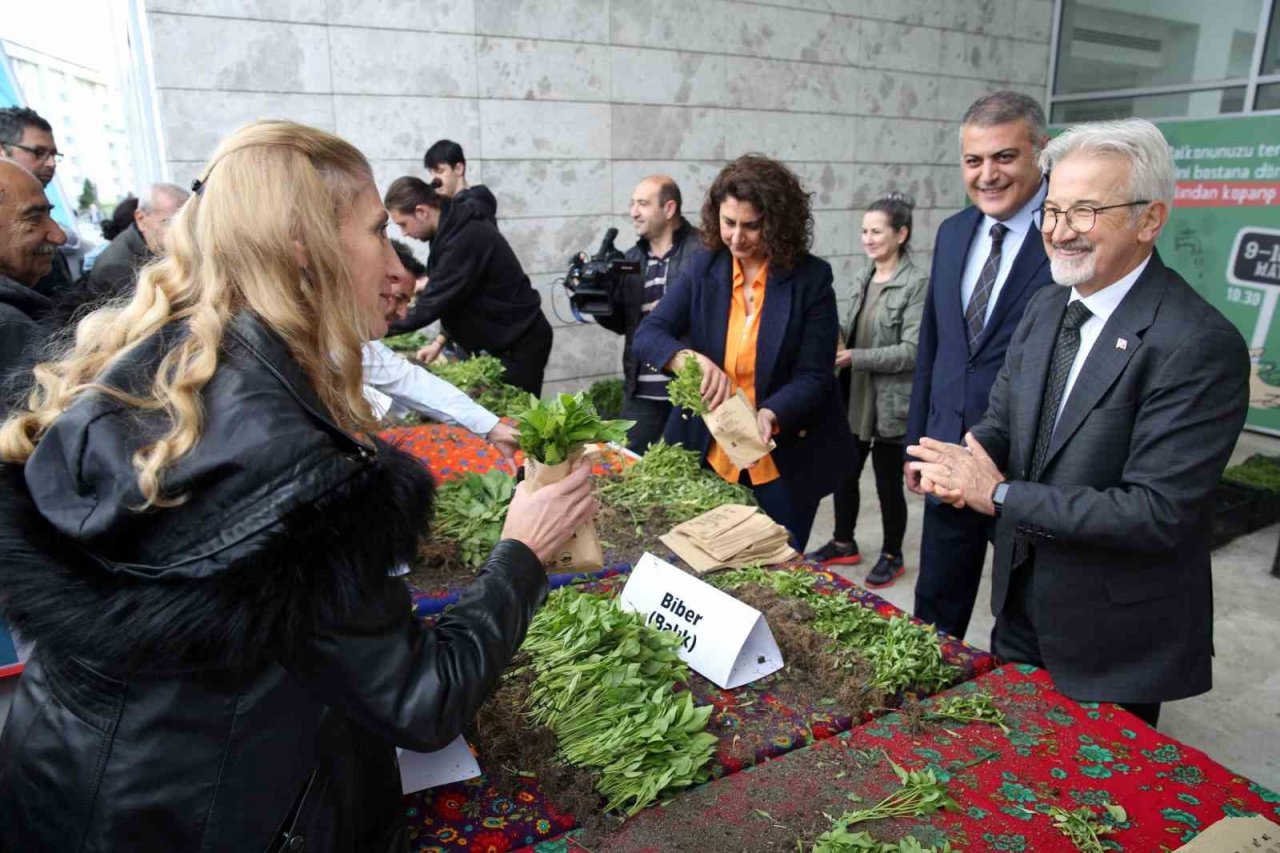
[
  {"x1": 805, "y1": 539, "x2": 861, "y2": 566},
  {"x1": 865, "y1": 553, "x2": 905, "y2": 589}
]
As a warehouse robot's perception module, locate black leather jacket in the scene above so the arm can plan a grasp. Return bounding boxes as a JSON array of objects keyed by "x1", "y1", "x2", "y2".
[
  {"x1": 0, "y1": 313, "x2": 547, "y2": 852},
  {"x1": 596, "y1": 219, "x2": 699, "y2": 396}
]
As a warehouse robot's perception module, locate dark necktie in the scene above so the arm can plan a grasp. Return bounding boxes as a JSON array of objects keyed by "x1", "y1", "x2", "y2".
[
  {"x1": 1013, "y1": 299, "x2": 1093, "y2": 571},
  {"x1": 965, "y1": 222, "x2": 1008, "y2": 349},
  {"x1": 1028, "y1": 300, "x2": 1093, "y2": 482}
]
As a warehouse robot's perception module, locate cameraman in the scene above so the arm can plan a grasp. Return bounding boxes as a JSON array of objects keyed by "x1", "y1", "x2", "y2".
[
  {"x1": 385, "y1": 176, "x2": 552, "y2": 395},
  {"x1": 598, "y1": 175, "x2": 699, "y2": 452},
  {"x1": 424, "y1": 139, "x2": 498, "y2": 223}
]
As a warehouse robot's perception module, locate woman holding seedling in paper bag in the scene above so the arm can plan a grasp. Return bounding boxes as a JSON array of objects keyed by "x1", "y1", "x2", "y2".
[{"x1": 634, "y1": 154, "x2": 856, "y2": 550}]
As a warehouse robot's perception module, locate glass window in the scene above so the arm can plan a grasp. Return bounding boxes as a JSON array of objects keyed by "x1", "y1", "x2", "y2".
[
  {"x1": 1055, "y1": 0, "x2": 1262, "y2": 95},
  {"x1": 1051, "y1": 87, "x2": 1248, "y2": 123},
  {"x1": 1257, "y1": 83, "x2": 1280, "y2": 111},
  {"x1": 1263, "y1": 6, "x2": 1280, "y2": 75}
]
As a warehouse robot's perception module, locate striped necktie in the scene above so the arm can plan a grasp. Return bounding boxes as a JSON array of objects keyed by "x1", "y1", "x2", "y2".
[{"x1": 965, "y1": 222, "x2": 1008, "y2": 349}]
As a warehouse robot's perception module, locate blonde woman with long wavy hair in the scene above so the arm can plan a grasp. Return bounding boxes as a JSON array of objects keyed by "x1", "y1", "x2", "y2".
[{"x1": 0, "y1": 121, "x2": 595, "y2": 853}]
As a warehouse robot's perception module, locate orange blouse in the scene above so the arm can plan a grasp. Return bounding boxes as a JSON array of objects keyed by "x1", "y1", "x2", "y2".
[{"x1": 706, "y1": 257, "x2": 781, "y2": 486}]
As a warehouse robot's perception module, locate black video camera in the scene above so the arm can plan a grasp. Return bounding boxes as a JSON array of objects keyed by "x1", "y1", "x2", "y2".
[{"x1": 563, "y1": 228, "x2": 641, "y2": 318}]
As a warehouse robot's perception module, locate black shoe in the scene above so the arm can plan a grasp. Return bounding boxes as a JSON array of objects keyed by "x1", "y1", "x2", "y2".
[
  {"x1": 866, "y1": 553, "x2": 905, "y2": 589},
  {"x1": 805, "y1": 539, "x2": 861, "y2": 566}
]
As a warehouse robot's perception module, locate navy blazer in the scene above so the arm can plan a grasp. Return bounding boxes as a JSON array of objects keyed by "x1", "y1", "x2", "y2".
[
  {"x1": 633, "y1": 249, "x2": 855, "y2": 507},
  {"x1": 904, "y1": 204, "x2": 1053, "y2": 448}
]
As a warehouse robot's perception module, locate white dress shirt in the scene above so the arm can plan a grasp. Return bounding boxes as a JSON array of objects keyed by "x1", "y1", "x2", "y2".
[
  {"x1": 960, "y1": 179, "x2": 1049, "y2": 323},
  {"x1": 1054, "y1": 254, "x2": 1151, "y2": 424},
  {"x1": 362, "y1": 340, "x2": 500, "y2": 437}
]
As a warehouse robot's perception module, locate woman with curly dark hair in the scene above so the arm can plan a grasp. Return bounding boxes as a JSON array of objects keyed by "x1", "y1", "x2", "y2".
[{"x1": 635, "y1": 154, "x2": 855, "y2": 548}]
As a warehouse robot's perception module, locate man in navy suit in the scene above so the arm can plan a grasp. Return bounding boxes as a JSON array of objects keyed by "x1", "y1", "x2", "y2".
[
  {"x1": 907, "y1": 119, "x2": 1248, "y2": 727},
  {"x1": 905, "y1": 91, "x2": 1054, "y2": 641}
]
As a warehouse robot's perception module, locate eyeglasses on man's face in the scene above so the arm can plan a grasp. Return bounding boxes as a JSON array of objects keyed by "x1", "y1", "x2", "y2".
[
  {"x1": 3, "y1": 142, "x2": 63, "y2": 163},
  {"x1": 1033, "y1": 201, "x2": 1150, "y2": 234}
]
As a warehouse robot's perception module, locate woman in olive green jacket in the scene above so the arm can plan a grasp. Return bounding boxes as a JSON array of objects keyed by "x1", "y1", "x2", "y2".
[{"x1": 807, "y1": 194, "x2": 927, "y2": 588}]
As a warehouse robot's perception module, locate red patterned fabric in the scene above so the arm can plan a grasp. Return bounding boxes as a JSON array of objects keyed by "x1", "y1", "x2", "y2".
[
  {"x1": 401, "y1": 564, "x2": 998, "y2": 851},
  {"x1": 538, "y1": 664, "x2": 1280, "y2": 852},
  {"x1": 378, "y1": 423, "x2": 630, "y2": 483}
]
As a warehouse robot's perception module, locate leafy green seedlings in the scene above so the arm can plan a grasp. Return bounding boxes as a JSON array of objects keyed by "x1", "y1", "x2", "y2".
[
  {"x1": 514, "y1": 391, "x2": 634, "y2": 465},
  {"x1": 598, "y1": 440, "x2": 755, "y2": 524},
  {"x1": 432, "y1": 469, "x2": 515, "y2": 566},
  {"x1": 668, "y1": 353, "x2": 709, "y2": 416}
]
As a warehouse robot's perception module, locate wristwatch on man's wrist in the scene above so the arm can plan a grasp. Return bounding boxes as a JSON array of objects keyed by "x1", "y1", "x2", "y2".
[{"x1": 991, "y1": 481, "x2": 1010, "y2": 516}]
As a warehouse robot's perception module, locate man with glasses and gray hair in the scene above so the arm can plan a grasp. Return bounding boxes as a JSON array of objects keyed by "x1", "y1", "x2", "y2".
[
  {"x1": 0, "y1": 107, "x2": 76, "y2": 299},
  {"x1": 907, "y1": 118, "x2": 1249, "y2": 728},
  {"x1": 85, "y1": 182, "x2": 190, "y2": 300}
]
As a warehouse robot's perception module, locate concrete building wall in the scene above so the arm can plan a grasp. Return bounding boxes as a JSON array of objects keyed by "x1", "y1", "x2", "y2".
[{"x1": 145, "y1": 0, "x2": 1053, "y2": 394}]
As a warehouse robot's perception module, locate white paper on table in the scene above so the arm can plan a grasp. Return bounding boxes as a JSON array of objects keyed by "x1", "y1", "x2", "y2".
[{"x1": 396, "y1": 735, "x2": 482, "y2": 794}]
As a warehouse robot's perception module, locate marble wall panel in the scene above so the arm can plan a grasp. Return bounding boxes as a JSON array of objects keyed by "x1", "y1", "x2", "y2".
[
  {"x1": 611, "y1": 106, "x2": 725, "y2": 161},
  {"x1": 611, "y1": 48, "x2": 726, "y2": 107},
  {"x1": 333, "y1": 95, "x2": 480, "y2": 161},
  {"x1": 329, "y1": 28, "x2": 475, "y2": 97},
  {"x1": 328, "y1": 0, "x2": 475, "y2": 33},
  {"x1": 160, "y1": 90, "x2": 334, "y2": 161},
  {"x1": 482, "y1": 159, "x2": 612, "y2": 218},
  {"x1": 609, "y1": 0, "x2": 728, "y2": 54},
  {"x1": 477, "y1": 38, "x2": 610, "y2": 102},
  {"x1": 148, "y1": 0, "x2": 325, "y2": 23},
  {"x1": 722, "y1": 110, "x2": 856, "y2": 162},
  {"x1": 150, "y1": 14, "x2": 331, "y2": 93},
  {"x1": 474, "y1": 0, "x2": 609, "y2": 43},
  {"x1": 477, "y1": 101, "x2": 611, "y2": 160},
  {"x1": 725, "y1": 2, "x2": 849, "y2": 65}
]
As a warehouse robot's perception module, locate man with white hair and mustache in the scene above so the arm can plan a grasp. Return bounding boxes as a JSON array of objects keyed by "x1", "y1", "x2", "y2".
[
  {"x1": 907, "y1": 118, "x2": 1249, "y2": 727},
  {"x1": 0, "y1": 159, "x2": 66, "y2": 407}
]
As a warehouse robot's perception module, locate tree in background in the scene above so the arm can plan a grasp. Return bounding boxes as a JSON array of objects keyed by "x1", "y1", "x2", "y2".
[{"x1": 78, "y1": 178, "x2": 98, "y2": 213}]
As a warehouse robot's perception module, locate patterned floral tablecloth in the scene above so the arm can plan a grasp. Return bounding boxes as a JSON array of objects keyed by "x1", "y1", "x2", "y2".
[
  {"x1": 400, "y1": 563, "x2": 998, "y2": 852},
  {"x1": 537, "y1": 664, "x2": 1280, "y2": 852}
]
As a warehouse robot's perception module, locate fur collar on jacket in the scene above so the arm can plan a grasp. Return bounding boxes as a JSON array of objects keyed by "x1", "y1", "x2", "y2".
[{"x1": 0, "y1": 440, "x2": 433, "y2": 673}]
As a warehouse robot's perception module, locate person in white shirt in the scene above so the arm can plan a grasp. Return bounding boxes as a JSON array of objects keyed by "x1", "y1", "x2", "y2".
[{"x1": 365, "y1": 253, "x2": 520, "y2": 463}]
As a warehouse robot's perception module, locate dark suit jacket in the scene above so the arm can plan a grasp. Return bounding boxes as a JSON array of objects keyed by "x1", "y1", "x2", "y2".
[
  {"x1": 596, "y1": 218, "x2": 699, "y2": 396},
  {"x1": 970, "y1": 251, "x2": 1250, "y2": 703},
  {"x1": 905, "y1": 203, "x2": 1054, "y2": 448},
  {"x1": 86, "y1": 224, "x2": 153, "y2": 302},
  {"x1": 633, "y1": 249, "x2": 855, "y2": 507}
]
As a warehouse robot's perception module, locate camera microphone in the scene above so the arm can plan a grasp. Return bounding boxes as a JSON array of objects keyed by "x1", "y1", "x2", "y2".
[{"x1": 594, "y1": 228, "x2": 620, "y2": 260}]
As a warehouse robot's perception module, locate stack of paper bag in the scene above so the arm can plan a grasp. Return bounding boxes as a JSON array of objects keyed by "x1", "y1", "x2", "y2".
[{"x1": 659, "y1": 504, "x2": 797, "y2": 574}]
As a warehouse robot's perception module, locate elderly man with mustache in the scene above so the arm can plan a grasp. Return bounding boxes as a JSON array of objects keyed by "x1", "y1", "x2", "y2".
[
  {"x1": 0, "y1": 159, "x2": 66, "y2": 409},
  {"x1": 907, "y1": 118, "x2": 1249, "y2": 728}
]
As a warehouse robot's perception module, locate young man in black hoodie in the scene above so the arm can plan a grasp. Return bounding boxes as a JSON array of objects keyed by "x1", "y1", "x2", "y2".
[
  {"x1": 424, "y1": 139, "x2": 498, "y2": 224},
  {"x1": 385, "y1": 176, "x2": 552, "y2": 396},
  {"x1": 0, "y1": 160, "x2": 66, "y2": 409}
]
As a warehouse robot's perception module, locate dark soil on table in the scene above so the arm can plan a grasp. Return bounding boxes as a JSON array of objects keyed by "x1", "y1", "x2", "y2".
[
  {"x1": 732, "y1": 583, "x2": 886, "y2": 723},
  {"x1": 467, "y1": 654, "x2": 612, "y2": 835},
  {"x1": 404, "y1": 535, "x2": 475, "y2": 594},
  {"x1": 595, "y1": 501, "x2": 674, "y2": 567}
]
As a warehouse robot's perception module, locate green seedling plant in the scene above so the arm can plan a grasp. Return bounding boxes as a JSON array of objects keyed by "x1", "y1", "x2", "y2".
[
  {"x1": 599, "y1": 440, "x2": 755, "y2": 524},
  {"x1": 714, "y1": 567, "x2": 957, "y2": 692},
  {"x1": 514, "y1": 391, "x2": 634, "y2": 465},
  {"x1": 587, "y1": 377, "x2": 625, "y2": 419},
  {"x1": 814, "y1": 758, "x2": 957, "y2": 849},
  {"x1": 811, "y1": 829, "x2": 956, "y2": 853},
  {"x1": 518, "y1": 589, "x2": 717, "y2": 817},
  {"x1": 432, "y1": 469, "x2": 516, "y2": 566},
  {"x1": 1046, "y1": 803, "x2": 1126, "y2": 852},
  {"x1": 383, "y1": 330, "x2": 430, "y2": 353},
  {"x1": 668, "y1": 353, "x2": 709, "y2": 417},
  {"x1": 924, "y1": 693, "x2": 1009, "y2": 733},
  {"x1": 426, "y1": 354, "x2": 529, "y2": 418}
]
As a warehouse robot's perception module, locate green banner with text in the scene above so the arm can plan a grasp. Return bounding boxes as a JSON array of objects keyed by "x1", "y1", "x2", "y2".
[{"x1": 1157, "y1": 115, "x2": 1280, "y2": 434}]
